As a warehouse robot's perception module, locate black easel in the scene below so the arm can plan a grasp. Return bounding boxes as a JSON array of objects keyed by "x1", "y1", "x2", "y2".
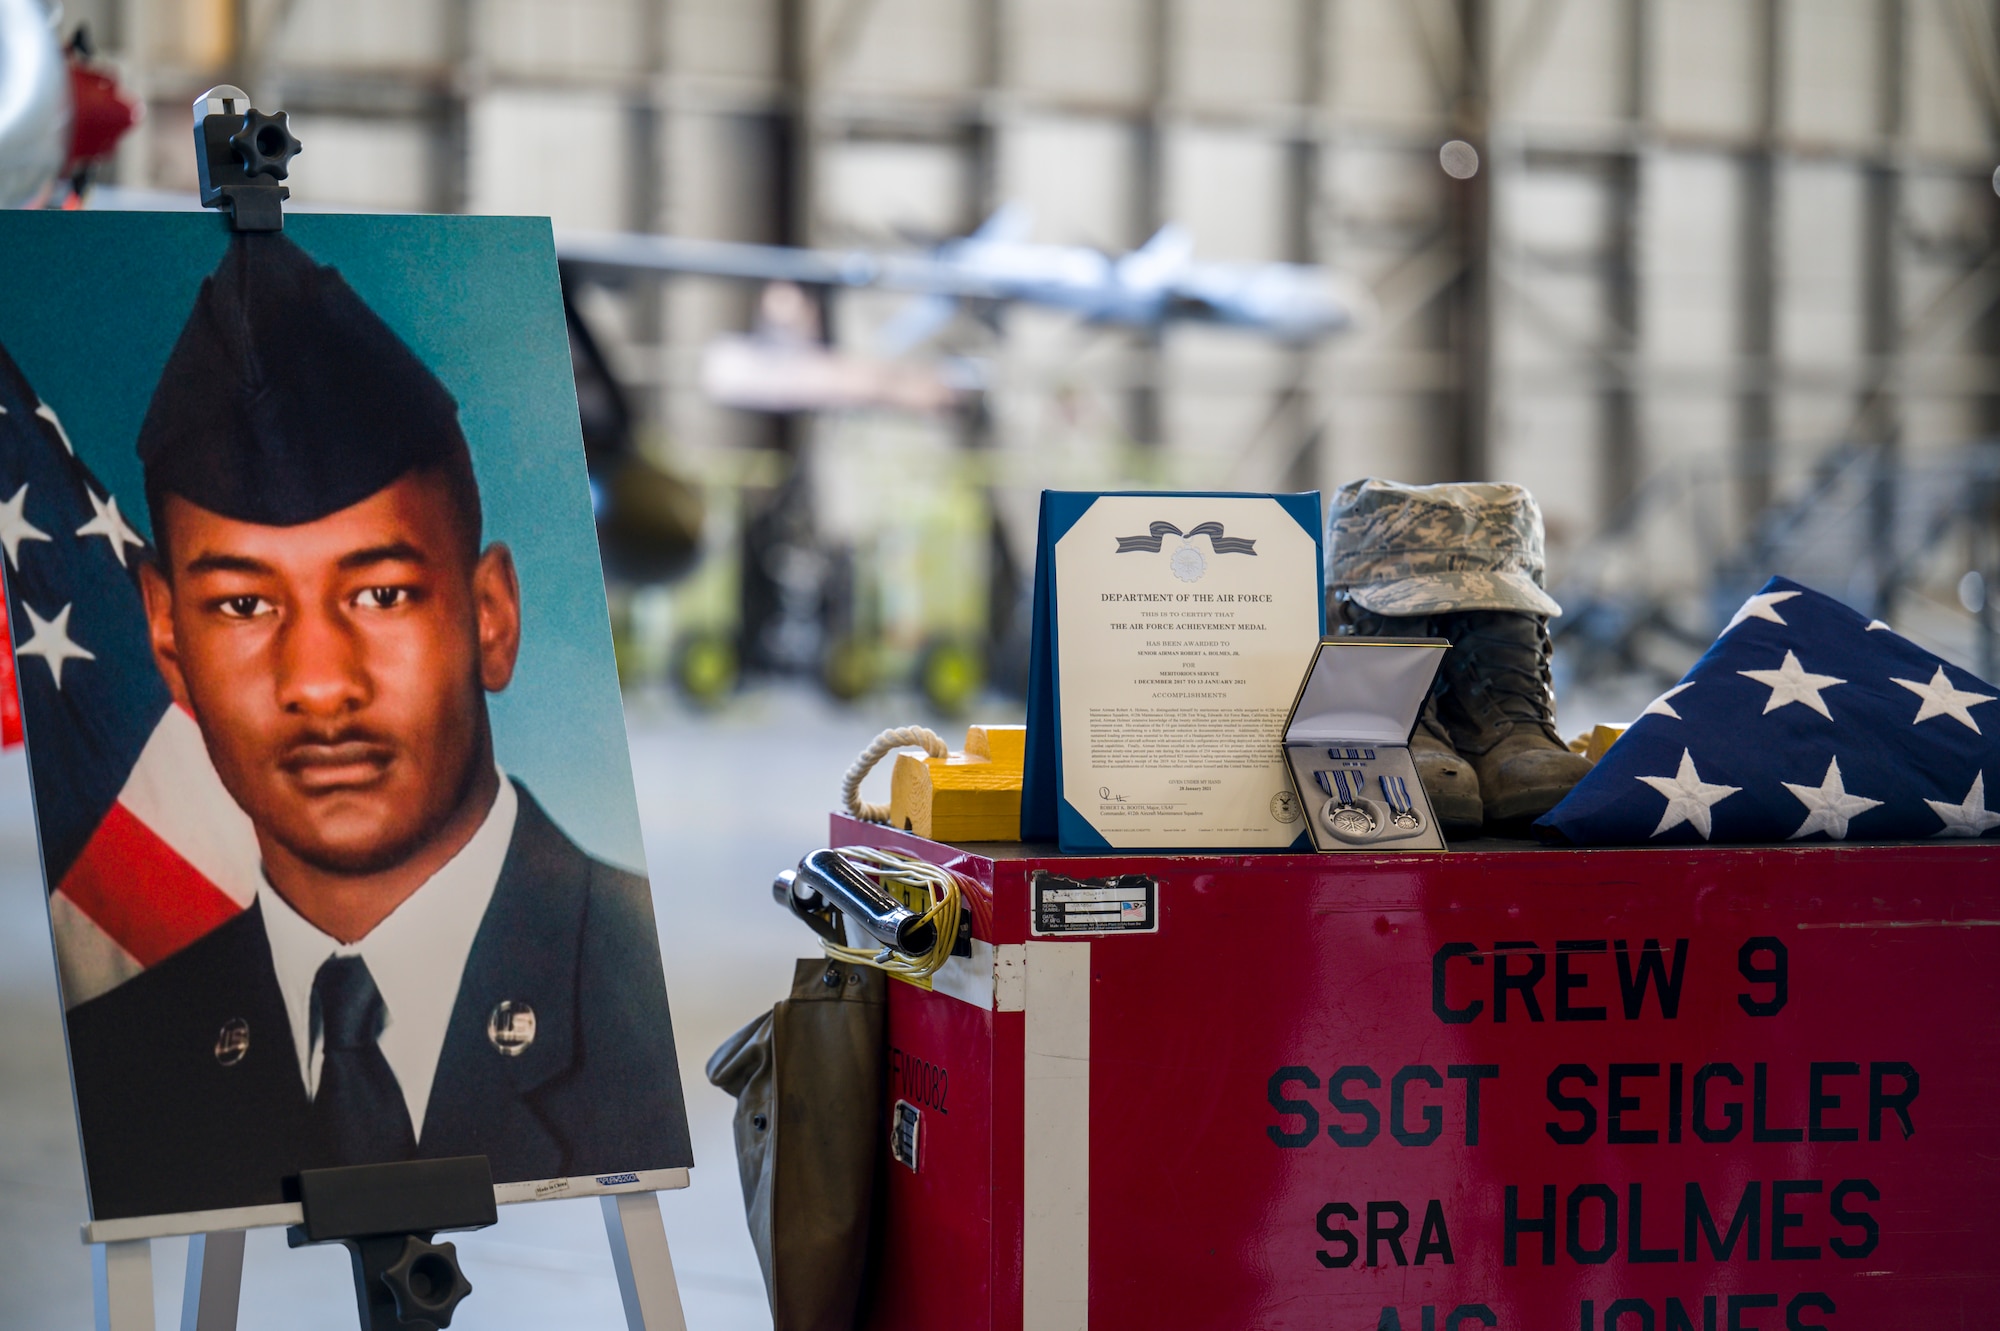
[
  {"x1": 197, "y1": 87, "x2": 487, "y2": 1331},
  {"x1": 191, "y1": 84, "x2": 300, "y2": 231},
  {"x1": 286, "y1": 1157, "x2": 493, "y2": 1331}
]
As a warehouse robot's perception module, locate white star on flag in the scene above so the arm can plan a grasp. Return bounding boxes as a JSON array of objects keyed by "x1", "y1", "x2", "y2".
[
  {"x1": 34, "y1": 402, "x2": 73, "y2": 454},
  {"x1": 1723, "y1": 589, "x2": 1801, "y2": 635},
  {"x1": 15, "y1": 601, "x2": 95, "y2": 689},
  {"x1": 1643, "y1": 682, "x2": 1694, "y2": 720},
  {"x1": 1783, "y1": 756, "x2": 1883, "y2": 840},
  {"x1": 1926, "y1": 772, "x2": 2000, "y2": 837},
  {"x1": 74, "y1": 488, "x2": 145, "y2": 567},
  {"x1": 1738, "y1": 650, "x2": 1846, "y2": 719},
  {"x1": 0, "y1": 483, "x2": 51, "y2": 570},
  {"x1": 1866, "y1": 620, "x2": 1892, "y2": 632},
  {"x1": 1637, "y1": 749, "x2": 1741, "y2": 839},
  {"x1": 1891, "y1": 666, "x2": 1997, "y2": 733}
]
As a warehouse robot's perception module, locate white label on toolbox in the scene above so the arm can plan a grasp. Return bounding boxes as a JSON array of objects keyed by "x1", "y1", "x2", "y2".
[{"x1": 1030, "y1": 872, "x2": 1158, "y2": 936}]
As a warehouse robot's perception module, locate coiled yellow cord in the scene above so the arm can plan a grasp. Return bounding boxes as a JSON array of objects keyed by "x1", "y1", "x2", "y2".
[{"x1": 820, "y1": 845, "x2": 965, "y2": 983}]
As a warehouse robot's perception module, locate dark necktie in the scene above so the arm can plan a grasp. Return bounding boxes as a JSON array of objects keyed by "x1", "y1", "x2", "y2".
[{"x1": 310, "y1": 955, "x2": 417, "y2": 1164}]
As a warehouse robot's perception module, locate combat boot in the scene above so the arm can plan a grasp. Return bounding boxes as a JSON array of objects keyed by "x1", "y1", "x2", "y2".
[
  {"x1": 1431, "y1": 610, "x2": 1593, "y2": 826},
  {"x1": 1408, "y1": 695, "x2": 1483, "y2": 839},
  {"x1": 1336, "y1": 605, "x2": 1484, "y2": 838}
]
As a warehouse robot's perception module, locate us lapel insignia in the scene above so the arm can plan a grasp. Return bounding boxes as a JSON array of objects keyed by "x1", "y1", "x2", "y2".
[
  {"x1": 213, "y1": 1018, "x2": 250, "y2": 1067},
  {"x1": 487, "y1": 1000, "x2": 536, "y2": 1056}
]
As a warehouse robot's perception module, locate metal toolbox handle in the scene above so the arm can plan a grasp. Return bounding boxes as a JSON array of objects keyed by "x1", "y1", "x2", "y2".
[{"x1": 792, "y1": 848, "x2": 938, "y2": 955}]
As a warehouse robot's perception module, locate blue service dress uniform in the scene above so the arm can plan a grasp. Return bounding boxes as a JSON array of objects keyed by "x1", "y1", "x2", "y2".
[{"x1": 65, "y1": 783, "x2": 692, "y2": 1221}]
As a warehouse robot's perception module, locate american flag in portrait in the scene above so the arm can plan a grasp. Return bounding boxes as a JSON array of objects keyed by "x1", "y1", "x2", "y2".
[
  {"x1": 1541, "y1": 576, "x2": 2000, "y2": 846},
  {"x1": 0, "y1": 576, "x2": 18, "y2": 748},
  {"x1": 0, "y1": 343, "x2": 257, "y2": 1007}
]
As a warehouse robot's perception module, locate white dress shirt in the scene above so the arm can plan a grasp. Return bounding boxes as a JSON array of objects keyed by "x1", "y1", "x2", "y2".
[{"x1": 258, "y1": 773, "x2": 518, "y2": 1141}]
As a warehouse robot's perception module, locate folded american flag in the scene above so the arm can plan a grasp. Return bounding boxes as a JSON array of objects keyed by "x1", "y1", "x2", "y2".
[
  {"x1": 1540, "y1": 576, "x2": 2000, "y2": 845},
  {"x1": 0, "y1": 342, "x2": 259, "y2": 1006}
]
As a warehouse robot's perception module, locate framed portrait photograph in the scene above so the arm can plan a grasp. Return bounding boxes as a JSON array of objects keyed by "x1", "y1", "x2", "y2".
[{"x1": 0, "y1": 211, "x2": 692, "y2": 1234}]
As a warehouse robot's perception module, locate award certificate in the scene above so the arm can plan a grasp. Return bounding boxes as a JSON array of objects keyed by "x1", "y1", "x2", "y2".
[{"x1": 1049, "y1": 493, "x2": 1322, "y2": 849}]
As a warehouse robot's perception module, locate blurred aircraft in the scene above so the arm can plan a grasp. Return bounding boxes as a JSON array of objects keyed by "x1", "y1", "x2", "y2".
[
  {"x1": 558, "y1": 204, "x2": 1370, "y2": 345},
  {"x1": 561, "y1": 274, "x2": 705, "y2": 585},
  {"x1": 78, "y1": 186, "x2": 1367, "y2": 343},
  {"x1": 700, "y1": 281, "x2": 977, "y2": 415}
]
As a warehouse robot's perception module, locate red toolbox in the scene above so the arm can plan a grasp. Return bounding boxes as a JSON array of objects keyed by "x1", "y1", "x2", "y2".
[{"x1": 837, "y1": 812, "x2": 2000, "y2": 1331}]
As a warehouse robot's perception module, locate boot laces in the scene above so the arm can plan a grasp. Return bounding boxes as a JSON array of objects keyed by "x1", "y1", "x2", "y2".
[
  {"x1": 1417, "y1": 696, "x2": 1455, "y2": 745},
  {"x1": 1442, "y1": 615, "x2": 1562, "y2": 737},
  {"x1": 1338, "y1": 601, "x2": 1562, "y2": 742}
]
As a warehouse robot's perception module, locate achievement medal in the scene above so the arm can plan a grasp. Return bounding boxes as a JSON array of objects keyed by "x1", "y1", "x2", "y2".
[
  {"x1": 1378, "y1": 773, "x2": 1423, "y2": 831},
  {"x1": 1315, "y1": 768, "x2": 1377, "y2": 840}
]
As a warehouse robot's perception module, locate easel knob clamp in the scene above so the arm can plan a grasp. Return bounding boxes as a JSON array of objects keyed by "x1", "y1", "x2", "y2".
[
  {"x1": 285, "y1": 1156, "x2": 496, "y2": 1331},
  {"x1": 192, "y1": 85, "x2": 301, "y2": 232}
]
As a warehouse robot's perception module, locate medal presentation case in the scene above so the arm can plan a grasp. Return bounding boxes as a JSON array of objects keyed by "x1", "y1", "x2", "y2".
[{"x1": 1282, "y1": 636, "x2": 1449, "y2": 852}]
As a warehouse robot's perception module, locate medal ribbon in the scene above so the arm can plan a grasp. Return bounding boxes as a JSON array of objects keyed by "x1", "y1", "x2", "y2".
[
  {"x1": 1314, "y1": 769, "x2": 1364, "y2": 804},
  {"x1": 1379, "y1": 774, "x2": 1415, "y2": 816},
  {"x1": 1113, "y1": 520, "x2": 1259, "y2": 555}
]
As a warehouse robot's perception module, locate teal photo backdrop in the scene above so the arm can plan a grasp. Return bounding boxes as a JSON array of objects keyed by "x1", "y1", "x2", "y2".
[{"x1": 0, "y1": 211, "x2": 646, "y2": 873}]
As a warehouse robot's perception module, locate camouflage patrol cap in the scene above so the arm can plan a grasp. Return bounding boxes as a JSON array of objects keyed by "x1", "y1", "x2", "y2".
[{"x1": 1326, "y1": 477, "x2": 1562, "y2": 618}]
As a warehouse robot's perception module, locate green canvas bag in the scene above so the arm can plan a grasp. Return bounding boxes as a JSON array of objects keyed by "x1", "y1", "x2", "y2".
[{"x1": 706, "y1": 958, "x2": 887, "y2": 1331}]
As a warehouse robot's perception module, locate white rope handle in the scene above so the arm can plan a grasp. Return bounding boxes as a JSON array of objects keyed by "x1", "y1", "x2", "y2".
[{"x1": 842, "y1": 726, "x2": 948, "y2": 822}]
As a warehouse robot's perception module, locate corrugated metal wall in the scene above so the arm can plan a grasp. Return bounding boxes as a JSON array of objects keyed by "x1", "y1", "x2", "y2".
[{"x1": 77, "y1": 0, "x2": 2000, "y2": 656}]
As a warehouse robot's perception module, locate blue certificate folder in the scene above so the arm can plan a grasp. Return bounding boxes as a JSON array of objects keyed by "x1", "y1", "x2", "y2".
[{"x1": 1021, "y1": 490, "x2": 1326, "y2": 852}]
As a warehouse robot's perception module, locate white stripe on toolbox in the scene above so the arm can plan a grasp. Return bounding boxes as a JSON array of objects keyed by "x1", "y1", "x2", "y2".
[
  {"x1": 929, "y1": 938, "x2": 997, "y2": 1008},
  {"x1": 995, "y1": 943, "x2": 1026, "y2": 1013},
  {"x1": 1023, "y1": 940, "x2": 1090, "y2": 1331}
]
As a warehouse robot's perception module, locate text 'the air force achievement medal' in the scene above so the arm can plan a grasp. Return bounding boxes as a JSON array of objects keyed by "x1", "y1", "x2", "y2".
[
  {"x1": 487, "y1": 1000, "x2": 536, "y2": 1056},
  {"x1": 214, "y1": 1018, "x2": 250, "y2": 1067}
]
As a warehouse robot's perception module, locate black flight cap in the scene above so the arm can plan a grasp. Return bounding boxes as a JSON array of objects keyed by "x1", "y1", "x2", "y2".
[{"x1": 137, "y1": 232, "x2": 475, "y2": 536}]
